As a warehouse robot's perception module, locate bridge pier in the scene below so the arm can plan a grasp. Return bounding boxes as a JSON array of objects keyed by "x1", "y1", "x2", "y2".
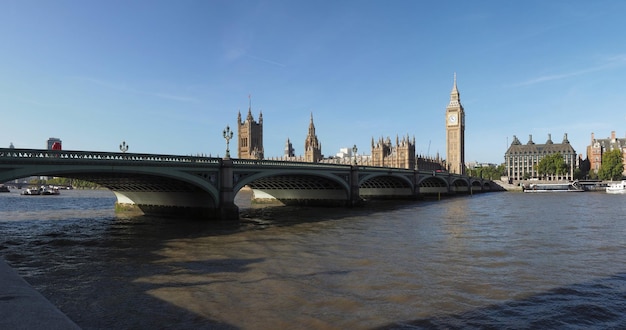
[
  {"x1": 413, "y1": 171, "x2": 421, "y2": 199},
  {"x1": 218, "y1": 159, "x2": 239, "y2": 220},
  {"x1": 349, "y1": 166, "x2": 362, "y2": 206}
]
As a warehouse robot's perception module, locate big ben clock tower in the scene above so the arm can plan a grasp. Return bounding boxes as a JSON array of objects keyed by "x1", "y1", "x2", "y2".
[{"x1": 445, "y1": 73, "x2": 465, "y2": 175}]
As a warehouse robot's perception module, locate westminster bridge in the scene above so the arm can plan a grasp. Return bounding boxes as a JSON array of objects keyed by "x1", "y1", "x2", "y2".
[{"x1": 0, "y1": 148, "x2": 498, "y2": 220}]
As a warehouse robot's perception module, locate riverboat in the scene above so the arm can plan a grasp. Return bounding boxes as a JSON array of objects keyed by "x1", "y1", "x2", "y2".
[
  {"x1": 40, "y1": 186, "x2": 60, "y2": 195},
  {"x1": 21, "y1": 186, "x2": 61, "y2": 196},
  {"x1": 523, "y1": 181, "x2": 584, "y2": 193},
  {"x1": 606, "y1": 181, "x2": 626, "y2": 194},
  {"x1": 21, "y1": 187, "x2": 41, "y2": 195}
]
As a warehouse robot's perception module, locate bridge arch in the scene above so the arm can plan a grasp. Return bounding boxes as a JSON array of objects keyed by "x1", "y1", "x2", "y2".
[
  {"x1": 418, "y1": 176, "x2": 449, "y2": 194},
  {"x1": 450, "y1": 177, "x2": 470, "y2": 194},
  {"x1": 0, "y1": 164, "x2": 221, "y2": 216},
  {"x1": 470, "y1": 179, "x2": 484, "y2": 192},
  {"x1": 234, "y1": 169, "x2": 351, "y2": 206},
  {"x1": 358, "y1": 173, "x2": 414, "y2": 199}
]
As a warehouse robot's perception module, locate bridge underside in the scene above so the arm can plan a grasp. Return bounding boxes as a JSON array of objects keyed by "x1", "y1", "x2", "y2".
[
  {"x1": 248, "y1": 175, "x2": 348, "y2": 206},
  {"x1": 66, "y1": 173, "x2": 218, "y2": 218},
  {"x1": 419, "y1": 177, "x2": 449, "y2": 194},
  {"x1": 360, "y1": 176, "x2": 413, "y2": 199},
  {"x1": 451, "y1": 179, "x2": 470, "y2": 193}
]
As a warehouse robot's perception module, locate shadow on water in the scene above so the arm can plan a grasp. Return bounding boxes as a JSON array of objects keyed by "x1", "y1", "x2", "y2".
[
  {"x1": 0, "y1": 197, "x2": 438, "y2": 329},
  {"x1": 239, "y1": 198, "x2": 438, "y2": 228},
  {"x1": 375, "y1": 273, "x2": 626, "y2": 329},
  {"x1": 0, "y1": 215, "x2": 258, "y2": 329}
]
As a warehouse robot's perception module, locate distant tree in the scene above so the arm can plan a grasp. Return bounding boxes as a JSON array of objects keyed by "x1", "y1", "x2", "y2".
[
  {"x1": 467, "y1": 164, "x2": 506, "y2": 180},
  {"x1": 598, "y1": 149, "x2": 624, "y2": 181},
  {"x1": 31, "y1": 177, "x2": 100, "y2": 189},
  {"x1": 535, "y1": 153, "x2": 568, "y2": 179},
  {"x1": 573, "y1": 168, "x2": 584, "y2": 180}
]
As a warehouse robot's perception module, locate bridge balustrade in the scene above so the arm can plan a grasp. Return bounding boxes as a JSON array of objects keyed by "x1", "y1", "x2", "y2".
[
  {"x1": 232, "y1": 158, "x2": 351, "y2": 169},
  {"x1": 0, "y1": 148, "x2": 220, "y2": 166}
]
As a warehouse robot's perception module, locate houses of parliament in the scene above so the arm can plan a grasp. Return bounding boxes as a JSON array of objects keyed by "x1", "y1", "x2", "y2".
[{"x1": 236, "y1": 76, "x2": 464, "y2": 173}]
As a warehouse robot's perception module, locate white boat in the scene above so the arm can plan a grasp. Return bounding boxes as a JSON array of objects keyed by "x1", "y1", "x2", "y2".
[
  {"x1": 21, "y1": 187, "x2": 41, "y2": 195},
  {"x1": 523, "y1": 181, "x2": 584, "y2": 193},
  {"x1": 40, "y1": 186, "x2": 60, "y2": 195},
  {"x1": 21, "y1": 186, "x2": 61, "y2": 196},
  {"x1": 606, "y1": 181, "x2": 626, "y2": 194}
]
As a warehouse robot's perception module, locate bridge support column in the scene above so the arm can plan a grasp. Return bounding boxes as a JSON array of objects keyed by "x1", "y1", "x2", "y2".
[
  {"x1": 349, "y1": 165, "x2": 361, "y2": 206},
  {"x1": 413, "y1": 170, "x2": 421, "y2": 199},
  {"x1": 219, "y1": 159, "x2": 239, "y2": 220}
]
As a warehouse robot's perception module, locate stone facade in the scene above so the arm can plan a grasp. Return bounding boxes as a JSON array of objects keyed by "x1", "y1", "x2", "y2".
[
  {"x1": 587, "y1": 131, "x2": 626, "y2": 175},
  {"x1": 445, "y1": 74, "x2": 465, "y2": 175},
  {"x1": 505, "y1": 133, "x2": 577, "y2": 181},
  {"x1": 304, "y1": 113, "x2": 322, "y2": 163},
  {"x1": 237, "y1": 104, "x2": 264, "y2": 160},
  {"x1": 284, "y1": 138, "x2": 295, "y2": 158},
  {"x1": 416, "y1": 153, "x2": 445, "y2": 171},
  {"x1": 370, "y1": 135, "x2": 415, "y2": 169}
]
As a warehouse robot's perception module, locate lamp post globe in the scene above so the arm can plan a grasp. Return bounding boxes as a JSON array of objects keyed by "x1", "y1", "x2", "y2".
[
  {"x1": 223, "y1": 125, "x2": 234, "y2": 159},
  {"x1": 119, "y1": 141, "x2": 129, "y2": 153}
]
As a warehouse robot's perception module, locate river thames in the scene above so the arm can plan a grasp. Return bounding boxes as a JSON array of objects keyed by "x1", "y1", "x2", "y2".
[{"x1": 1, "y1": 189, "x2": 626, "y2": 329}]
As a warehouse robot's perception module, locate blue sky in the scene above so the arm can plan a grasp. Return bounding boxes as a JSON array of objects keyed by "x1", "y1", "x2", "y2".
[{"x1": 1, "y1": 1, "x2": 625, "y2": 164}]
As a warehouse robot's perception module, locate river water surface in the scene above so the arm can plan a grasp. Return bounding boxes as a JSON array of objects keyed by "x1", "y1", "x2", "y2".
[{"x1": 1, "y1": 189, "x2": 626, "y2": 329}]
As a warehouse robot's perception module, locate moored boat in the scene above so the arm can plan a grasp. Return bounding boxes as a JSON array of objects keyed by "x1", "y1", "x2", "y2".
[
  {"x1": 523, "y1": 180, "x2": 584, "y2": 193},
  {"x1": 21, "y1": 186, "x2": 61, "y2": 195},
  {"x1": 606, "y1": 180, "x2": 626, "y2": 194},
  {"x1": 40, "y1": 185, "x2": 60, "y2": 195},
  {"x1": 0, "y1": 185, "x2": 9, "y2": 193},
  {"x1": 21, "y1": 187, "x2": 41, "y2": 195}
]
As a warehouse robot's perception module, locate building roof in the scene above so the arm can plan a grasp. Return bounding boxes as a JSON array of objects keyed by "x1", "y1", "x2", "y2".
[{"x1": 506, "y1": 133, "x2": 576, "y2": 155}]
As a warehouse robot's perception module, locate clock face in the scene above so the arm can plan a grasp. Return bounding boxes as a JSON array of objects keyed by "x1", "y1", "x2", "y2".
[{"x1": 448, "y1": 114, "x2": 457, "y2": 124}]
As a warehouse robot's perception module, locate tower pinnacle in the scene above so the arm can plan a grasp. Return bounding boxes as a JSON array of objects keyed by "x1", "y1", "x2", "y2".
[{"x1": 449, "y1": 72, "x2": 460, "y2": 107}]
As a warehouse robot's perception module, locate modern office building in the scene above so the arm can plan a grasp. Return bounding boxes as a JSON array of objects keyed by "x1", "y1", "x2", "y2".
[{"x1": 504, "y1": 133, "x2": 577, "y2": 181}]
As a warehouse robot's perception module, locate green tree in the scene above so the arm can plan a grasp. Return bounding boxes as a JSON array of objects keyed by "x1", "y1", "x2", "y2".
[
  {"x1": 535, "y1": 153, "x2": 568, "y2": 179},
  {"x1": 30, "y1": 176, "x2": 100, "y2": 189},
  {"x1": 466, "y1": 164, "x2": 505, "y2": 180},
  {"x1": 597, "y1": 149, "x2": 624, "y2": 181}
]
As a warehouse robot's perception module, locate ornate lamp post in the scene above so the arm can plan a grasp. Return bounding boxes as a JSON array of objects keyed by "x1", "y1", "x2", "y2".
[
  {"x1": 119, "y1": 141, "x2": 129, "y2": 153},
  {"x1": 223, "y1": 125, "x2": 234, "y2": 159},
  {"x1": 352, "y1": 144, "x2": 358, "y2": 165}
]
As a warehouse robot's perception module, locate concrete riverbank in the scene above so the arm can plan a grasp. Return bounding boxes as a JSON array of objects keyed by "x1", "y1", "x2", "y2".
[{"x1": 0, "y1": 258, "x2": 80, "y2": 329}]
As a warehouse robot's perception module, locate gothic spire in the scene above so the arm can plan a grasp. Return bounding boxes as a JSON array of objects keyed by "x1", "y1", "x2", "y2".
[
  {"x1": 246, "y1": 94, "x2": 253, "y2": 122},
  {"x1": 308, "y1": 112, "x2": 316, "y2": 135},
  {"x1": 452, "y1": 72, "x2": 458, "y2": 94},
  {"x1": 448, "y1": 72, "x2": 461, "y2": 107}
]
